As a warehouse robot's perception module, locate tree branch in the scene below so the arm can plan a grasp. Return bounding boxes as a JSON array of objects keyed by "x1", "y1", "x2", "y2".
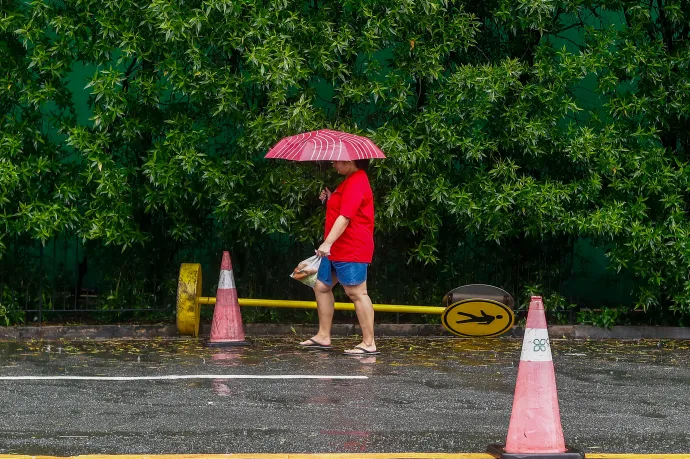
[{"x1": 122, "y1": 57, "x2": 140, "y2": 93}]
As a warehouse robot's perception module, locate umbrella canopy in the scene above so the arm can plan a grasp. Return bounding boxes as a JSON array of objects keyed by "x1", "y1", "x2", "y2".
[{"x1": 264, "y1": 129, "x2": 386, "y2": 161}]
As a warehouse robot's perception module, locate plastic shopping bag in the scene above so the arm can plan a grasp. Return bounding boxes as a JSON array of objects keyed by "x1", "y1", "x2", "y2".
[{"x1": 290, "y1": 255, "x2": 321, "y2": 288}]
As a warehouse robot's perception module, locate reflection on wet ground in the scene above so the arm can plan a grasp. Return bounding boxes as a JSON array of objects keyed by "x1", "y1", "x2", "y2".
[
  {"x1": 1, "y1": 337, "x2": 689, "y2": 455},
  {"x1": 1, "y1": 337, "x2": 689, "y2": 369}
]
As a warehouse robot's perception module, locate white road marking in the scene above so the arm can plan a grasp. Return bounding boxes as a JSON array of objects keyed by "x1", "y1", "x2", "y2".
[{"x1": 0, "y1": 374, "x2": 368, "y2": 381}]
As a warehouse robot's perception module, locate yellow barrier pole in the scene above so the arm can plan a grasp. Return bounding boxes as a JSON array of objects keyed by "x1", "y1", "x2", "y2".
[{"x1": 198, "y1": 297, "x2": 445, "y2": 315}]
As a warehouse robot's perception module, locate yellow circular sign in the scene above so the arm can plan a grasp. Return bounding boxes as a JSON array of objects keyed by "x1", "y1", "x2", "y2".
[{"x1": 442, "y1": 299, "x2": 514, "y2": 338}]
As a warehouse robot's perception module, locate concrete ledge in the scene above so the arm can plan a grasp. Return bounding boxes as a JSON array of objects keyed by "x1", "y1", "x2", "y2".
[
  {"x1": 0, "y1": 323, "x2": 689, "y2": 340},
  {"x1": 0, "y1": 324, "x2": 180, "y2": 340},
  {"x1": 546, "y1": 325, "x2": 690, "y2": 339}
]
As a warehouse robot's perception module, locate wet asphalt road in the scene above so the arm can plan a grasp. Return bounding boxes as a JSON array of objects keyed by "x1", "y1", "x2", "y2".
[{"x1": 0, "y1": 337, "x2": 688, "y2": 455}]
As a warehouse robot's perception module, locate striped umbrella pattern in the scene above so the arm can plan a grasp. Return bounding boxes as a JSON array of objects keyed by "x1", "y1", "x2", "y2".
[{"x1": 264, "y1": 129, "x2": 386, "y2": 161}]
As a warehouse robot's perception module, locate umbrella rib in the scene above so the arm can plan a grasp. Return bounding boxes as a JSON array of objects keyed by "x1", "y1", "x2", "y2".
[
  {"x1": 328, "y1": 131, "x2": 337, "y2": 161},
  {"x1": 288, "y1": 132, "x2": 309, "y2": 160},
  {"x1": 344, "y1": 134, "x2": 366, "y2": 160},
  {"x1": 267, "y1": 139, "x2": 287, "y2": 159},
  {"x1": 314, "y1": 134, "x2": 323, "y2": 161},
  {"x1": 319, "y1": 134, "x2": 331, "y2": 160},
  {"x1": 322, "y1": 130, "x2": 337, "y2": 161},
  {"x1": 342, "y1": 133, "x2": 366, "y2": 159},
  {"x1": 351, "y1": 133, "x2": 384, "y2": 158},
  {"x1": 270, "y1": 134, "x2": 297, "y2": 160},
  {"x1": 277, "y1": 133, "x2": 302, "y2": 159}
]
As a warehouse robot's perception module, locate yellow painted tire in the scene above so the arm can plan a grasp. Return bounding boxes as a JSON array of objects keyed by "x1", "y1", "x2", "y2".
[{"x1": 176, "y1": 263, "x2": 202, "y2": 337}]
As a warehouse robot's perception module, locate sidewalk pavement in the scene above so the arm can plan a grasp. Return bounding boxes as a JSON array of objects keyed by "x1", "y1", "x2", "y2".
[{"x1": 1, "y1": 323, "x2": 690, "y2": 340}]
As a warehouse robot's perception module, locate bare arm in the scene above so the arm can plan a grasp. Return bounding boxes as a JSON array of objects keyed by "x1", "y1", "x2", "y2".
[{"x1": 316, "y1": 215, "x2": 350, "y2": 257}]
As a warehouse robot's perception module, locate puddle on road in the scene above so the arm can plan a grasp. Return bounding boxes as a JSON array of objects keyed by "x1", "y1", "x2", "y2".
[{"x1": 0, "y1": 337, "x2": 688, "y2": 369}]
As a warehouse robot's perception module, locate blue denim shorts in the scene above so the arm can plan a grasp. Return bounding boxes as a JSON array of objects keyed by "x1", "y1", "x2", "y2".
[{"x1": 316, "y1": 257, "x2": 368, "y2": 287}]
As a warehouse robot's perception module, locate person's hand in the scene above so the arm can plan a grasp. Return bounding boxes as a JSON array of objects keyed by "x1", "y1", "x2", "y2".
[
  {"x1": 316, "y1": 242, "x2": 332, "y2": 258},
  {"x1": 319, "y1": 187, "x2": 332, "y2": 203}
]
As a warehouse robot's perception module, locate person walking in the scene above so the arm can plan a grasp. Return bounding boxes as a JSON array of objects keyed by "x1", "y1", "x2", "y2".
[{"x1": 299, "y1": 159, "x2": 379, "y2": 355}]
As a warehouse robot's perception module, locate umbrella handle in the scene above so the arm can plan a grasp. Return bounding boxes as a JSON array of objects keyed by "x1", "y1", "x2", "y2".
[{"x1": 319, "y1": 186, "x2": 332, "y2": 205}]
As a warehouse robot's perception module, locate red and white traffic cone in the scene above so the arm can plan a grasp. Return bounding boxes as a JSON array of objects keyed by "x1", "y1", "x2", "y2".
[
  {"x1": 488, "y1": 296, "x2": 583, "y2": 459},
  {"x1": 207, "y1": 251, "x2": 250, "y2": 347}
]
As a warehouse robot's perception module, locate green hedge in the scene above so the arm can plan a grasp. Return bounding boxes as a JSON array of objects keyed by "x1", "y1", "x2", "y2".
[{"x1": 1, "y1": 0, "x2": 690, "y2": 326}]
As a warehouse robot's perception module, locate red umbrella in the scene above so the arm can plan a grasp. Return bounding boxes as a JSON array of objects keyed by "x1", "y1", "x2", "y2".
[{"x1": 264, "y1": 129, "x2": 386, "y2": 161}]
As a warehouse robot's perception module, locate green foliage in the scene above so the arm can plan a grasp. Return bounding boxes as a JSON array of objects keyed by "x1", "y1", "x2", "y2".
[
  {"x1": 0, "y1": 285, "x2": 24, "y2": 326},
  {"x1": 1, "y1": 0, "x2": 690, "y2": 327},
  {"x1": 521, "y1": 285, "x2": 579, "y2": 324},
  {"x1": 577, "y1": 307, "x2": 625, "y2": 329}
]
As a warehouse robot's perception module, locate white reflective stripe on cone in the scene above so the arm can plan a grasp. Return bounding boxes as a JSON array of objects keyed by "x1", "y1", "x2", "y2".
[
  {"x1": 219, "y1": 270, "x2": 236, "y2": 289},
  {"x1": 520, "y1": 328, "x2": 553, "y2": 362}
]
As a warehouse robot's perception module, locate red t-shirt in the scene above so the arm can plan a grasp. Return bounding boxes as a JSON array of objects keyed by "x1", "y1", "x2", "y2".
[{"x1": 325, "y1": 170, "x2": 374, "y2": 263}]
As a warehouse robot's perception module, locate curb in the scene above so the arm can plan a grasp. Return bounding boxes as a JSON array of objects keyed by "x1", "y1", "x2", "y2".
[{"x1": 0, "y1": 323, "x2": 689, "y2": 340}]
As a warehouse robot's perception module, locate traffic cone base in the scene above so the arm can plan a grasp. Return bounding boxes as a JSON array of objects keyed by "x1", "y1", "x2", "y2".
[
  {"x1": 207, "y1": 340, "x2": 251, "y2": 347},
  {"x1": 207, "y1": 251, "x2": 250, "y2": 347},
  {"x1": 487, "y1": 443, "x2": 584, "y2": 459}
]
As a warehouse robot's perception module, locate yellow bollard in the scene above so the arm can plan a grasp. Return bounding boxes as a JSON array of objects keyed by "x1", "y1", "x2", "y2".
[{"x1": 176, "y1": 263, "x2": 202, "y2": 337}]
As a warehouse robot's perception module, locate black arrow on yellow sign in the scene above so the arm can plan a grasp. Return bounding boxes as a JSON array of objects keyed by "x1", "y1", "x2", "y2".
[{"x1": 455, "y1": 310, "x2": 504, "y2": 325}]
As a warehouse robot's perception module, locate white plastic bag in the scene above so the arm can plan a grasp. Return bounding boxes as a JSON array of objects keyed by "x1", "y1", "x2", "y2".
[{"x1": 290, "y1": 255, "x2": 321, "y2": 288}]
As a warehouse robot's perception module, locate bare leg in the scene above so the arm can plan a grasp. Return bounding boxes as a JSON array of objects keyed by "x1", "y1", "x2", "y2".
[
  {"x1": 342, "y1": 281, "x2": 376, "y2": 353},
  {"x1": 299, "y1": 277, "x2": 338, "y2": 347}
]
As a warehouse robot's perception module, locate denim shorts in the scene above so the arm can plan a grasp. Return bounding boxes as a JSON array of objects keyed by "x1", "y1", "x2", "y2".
[{"x1": 316, "y1": 257, "x2": 368, "y2": 287}]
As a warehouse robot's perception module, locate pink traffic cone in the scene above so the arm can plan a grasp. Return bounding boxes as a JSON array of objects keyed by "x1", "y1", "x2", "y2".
[
  {"x1": 488, "y1": 296, "x2": 582, "y2": 459},
  {"x1": 207, "y1": 251, "x2": 250, "y2": 347}
]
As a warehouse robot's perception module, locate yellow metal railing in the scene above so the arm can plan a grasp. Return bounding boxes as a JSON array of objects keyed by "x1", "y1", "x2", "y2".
[{"x1": 198, "y1": 297, "x2": 445, "y2": 315}]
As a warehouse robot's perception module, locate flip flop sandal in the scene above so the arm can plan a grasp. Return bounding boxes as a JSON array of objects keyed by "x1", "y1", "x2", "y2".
[
  {"x1": 298, "y1": 338, "x2": 332, "y2": 350},
  {"x1": 343, "y1": 346, "x2": 381, "y2": 356}
]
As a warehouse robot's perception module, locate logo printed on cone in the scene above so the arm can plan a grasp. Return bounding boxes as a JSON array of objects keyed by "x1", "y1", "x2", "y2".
[
  {"x1": 487, "y1": 296, "x2": 583, "y2": 459},
  {"x1": 208, "y1": 251, "x2": 250, "y2": 347}
]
